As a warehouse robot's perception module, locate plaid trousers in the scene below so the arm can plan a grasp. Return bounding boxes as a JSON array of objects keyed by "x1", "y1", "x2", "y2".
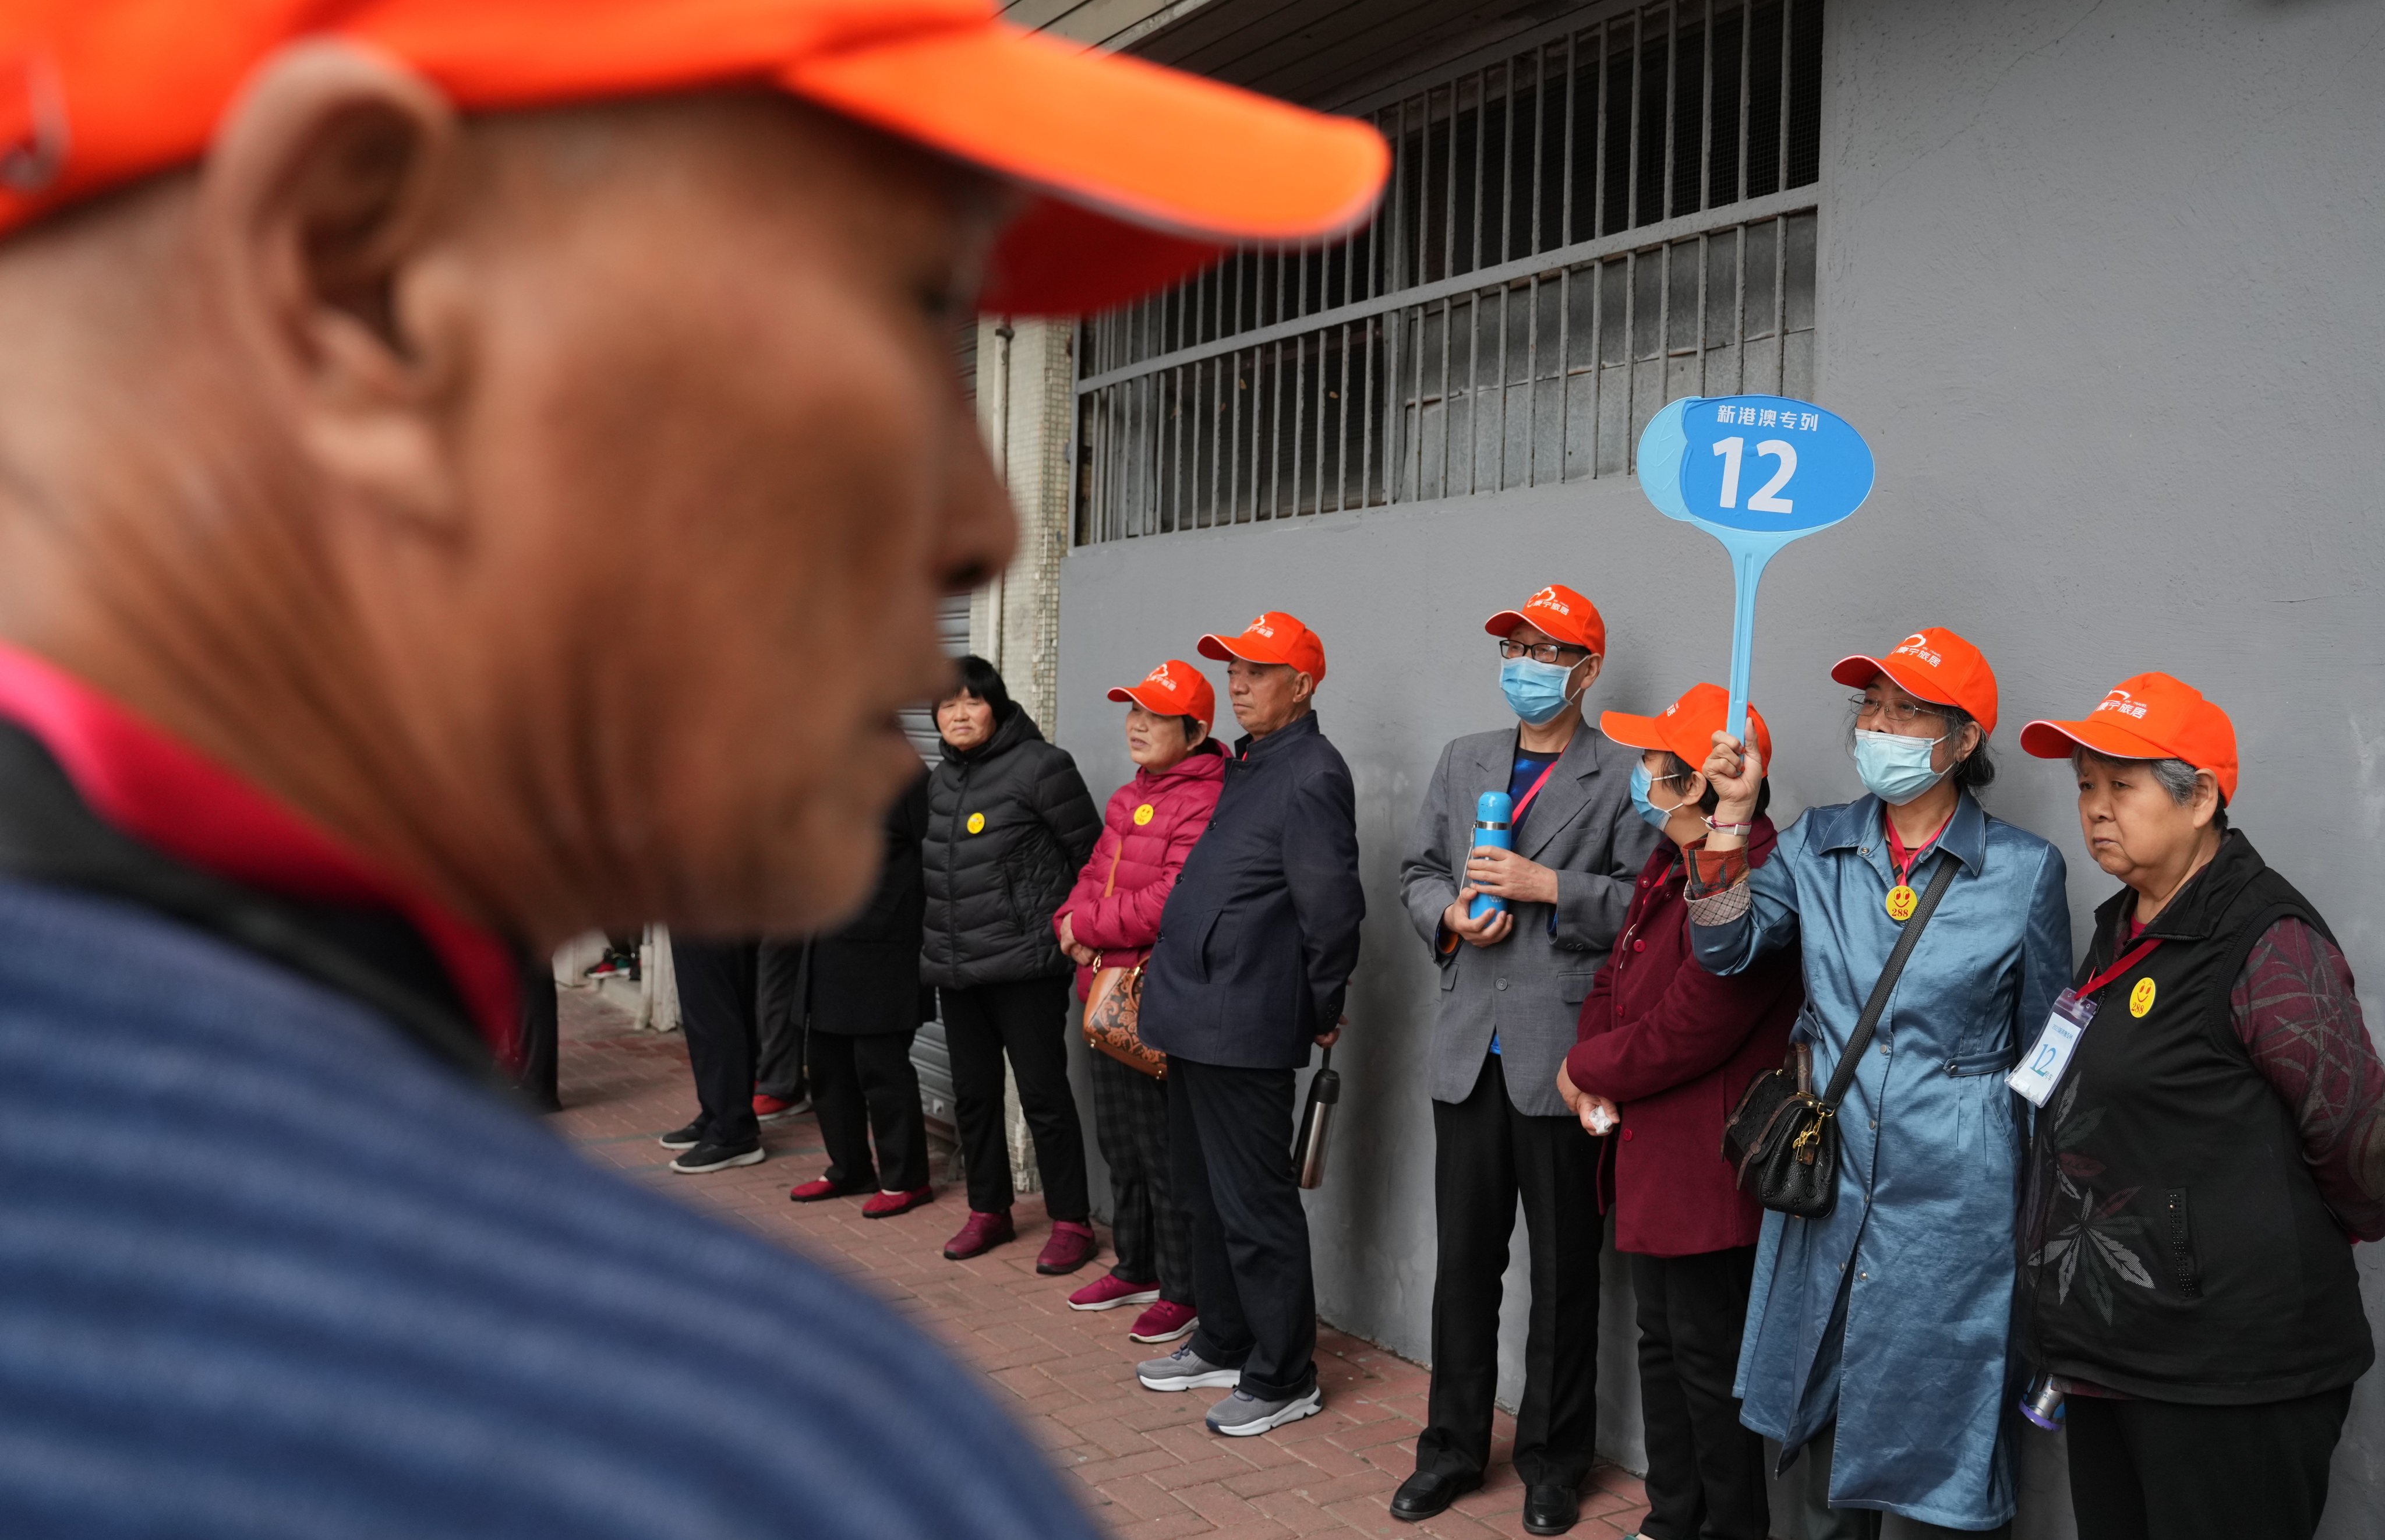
[{"x1": 1089, "y1": 1051, "x2": 1193, "y2": 1304}]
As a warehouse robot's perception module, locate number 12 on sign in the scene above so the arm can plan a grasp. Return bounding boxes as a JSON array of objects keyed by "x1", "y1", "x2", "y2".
[{"x1": 1711, "y1": 437, "x2": 1799, "y2": 513}]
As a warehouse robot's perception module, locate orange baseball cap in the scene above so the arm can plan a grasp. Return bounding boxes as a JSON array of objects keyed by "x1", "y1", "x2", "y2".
[
  {"x1": 1830, "y1": 626, "x2": 1999, "y2": 736},
  {"x1": 2019, "y1": 672, "x2": 2239, "y2": 802},
  {"x1": 0, "y1": 1, "x2": 1389, "y2": 316},
  {"x1": 1197, "y1": 610, "x2": 1325, "y2": 683},
  {"x1": 1483, "y1": 584, "x2": 1605, "y2": 656},
  {"x1": 1602, "y1": 682, "x2": 1773, "y2": 777},
  {"x1": 1107, "y1": 658, "x2": 1214, "y2": 728}
]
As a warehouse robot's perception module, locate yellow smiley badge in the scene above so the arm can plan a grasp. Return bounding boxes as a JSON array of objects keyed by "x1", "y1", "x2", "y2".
[
  {"x1": 2129, "y1": 977, "x2": 2157, "y2": 1018},
  {"x1": 966, "y1": 812, "x2": 985, "y2": 835},
  {"x1": 1884, "y1": 884, "x2": 1918, "y2": 923},
  {"x1": 1133, "y1": 804, "x2": 1156, "y2": 826}
]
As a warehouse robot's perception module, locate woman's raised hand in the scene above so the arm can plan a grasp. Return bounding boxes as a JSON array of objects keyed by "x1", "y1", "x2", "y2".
[{"x1": 1704, "y1": 729, "x2": 1764, "y2": 825}]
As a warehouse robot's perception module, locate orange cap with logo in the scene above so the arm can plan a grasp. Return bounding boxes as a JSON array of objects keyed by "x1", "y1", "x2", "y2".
[
  {"x1": 1829, "y1": 626, "x2": 1999, "y2": 736},
  {"x1": 1483, "y1": 584, "x2": 1605, "y2": 657},
  {"x1": 1602, "y1": 681, "x2": 1773, "y2": 778},
  {"x1": 1196, "y1": 610, "x2": 1326, "y2": 684},
  {"x1": 0, "y1": 0, "x2": 1388, "y2": 316},
  {"x1": 1107, "y1": 658, "x2": 1214, "y2": 729},
  {"x1": 2019, "y1": 672, "x2": 2239, "y2": 803}
]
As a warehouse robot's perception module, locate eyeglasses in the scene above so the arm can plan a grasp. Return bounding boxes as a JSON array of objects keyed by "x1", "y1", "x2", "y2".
[
  {"x1": 1850, "y1": 694, "x2": 1949, "y2": 729},
  {"x1": 1498, "y1": 640, "x2": 1591, "y2": 665}
]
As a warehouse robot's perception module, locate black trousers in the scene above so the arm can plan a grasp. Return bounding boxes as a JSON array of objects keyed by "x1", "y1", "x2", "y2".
[
  {"x1": 1171, "y1": 1056, "x2": 1315, "y2": 1402},
  {"x1": 1090, "y1": 1051, "x2": 1193, "y2": 1304},
  {"x1": 515, "y1": 967, "x2": 560, "y2": 1113},
  {"x1": 1632, "y1": 1246, "x2": 1766, "y2": 1540},
  {"x1": 940, "y1": 976, "x2": 1090, "y2": 1221},
  {"x1": 809, "y1": 1029, "x2": 930, "y2": 1193},
  {"x1": 1417, "y1": 1054, "x2": 1603, "y2": 1488},
  {"x1": 753, "y1": 939, "x2": 807, "y2": 1101},
  {"x1": 672, "y1": 937, "x2": 759, "y2": 1146},
  {"x1": 2065, "y1": 1385, "x2": 2352, "y2": 1540}
]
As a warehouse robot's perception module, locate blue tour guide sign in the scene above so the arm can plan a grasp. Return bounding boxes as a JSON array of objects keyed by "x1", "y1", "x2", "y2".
[{"x1": 1637, "y1": 394, "x2": 1877, "y2": 746}]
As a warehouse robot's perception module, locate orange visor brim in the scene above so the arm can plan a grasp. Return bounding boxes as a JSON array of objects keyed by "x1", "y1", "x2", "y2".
[{"x1": 782, "y1": 25, "x2": 1389, "y2": 315}]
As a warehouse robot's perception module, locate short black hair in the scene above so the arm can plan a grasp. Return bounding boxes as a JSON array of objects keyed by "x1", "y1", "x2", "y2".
[
  {"x1": 1663, "y1": 752, "x2": 1771, "y2": 820},
  {"x1": 937, "y1": 654, "x2": 1014, "y2": 723},
  {"x1": 1178, "y1": 715, "x2": 1206, "y2": 744}
]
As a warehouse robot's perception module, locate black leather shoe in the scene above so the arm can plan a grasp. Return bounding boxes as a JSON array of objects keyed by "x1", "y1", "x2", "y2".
[
  {"x1": 1388, "y1": 1469, "x2": 1479, "y2": 1522},
  {"x1": 1520, "y1": 1482, "x2": 1579, "y2": 1535}
]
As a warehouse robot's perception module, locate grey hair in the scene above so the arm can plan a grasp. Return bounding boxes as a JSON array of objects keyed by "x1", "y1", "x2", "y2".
[{"x1": 2072, "y1": 748, "x2": 2228, "y2": 827}]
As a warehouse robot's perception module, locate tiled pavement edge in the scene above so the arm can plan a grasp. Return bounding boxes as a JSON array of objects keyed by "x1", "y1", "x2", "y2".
[{"x1": 553, "y1": 986, "x2": 1651, "y2": 1540}]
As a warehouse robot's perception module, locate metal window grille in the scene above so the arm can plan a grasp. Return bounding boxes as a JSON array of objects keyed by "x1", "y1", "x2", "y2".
[{"x1": 1073, "y1": 0, "x2": 1823, "y2": 545}]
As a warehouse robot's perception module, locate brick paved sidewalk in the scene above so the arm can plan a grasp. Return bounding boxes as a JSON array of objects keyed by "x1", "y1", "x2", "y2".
[{"x1": 553, "y1": 986, "x2": 1651, "y2": 1540}]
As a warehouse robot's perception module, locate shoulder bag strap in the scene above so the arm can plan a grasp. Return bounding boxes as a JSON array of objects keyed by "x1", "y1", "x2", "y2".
[{"x1": 1819, "y1": 851, "x2": 1959, "y2": 1110}]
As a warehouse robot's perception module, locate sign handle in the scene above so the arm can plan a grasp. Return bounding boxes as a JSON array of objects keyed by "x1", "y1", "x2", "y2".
[{"x1": 1716, "y1": 527, "x2": 1798, "y2": 753}]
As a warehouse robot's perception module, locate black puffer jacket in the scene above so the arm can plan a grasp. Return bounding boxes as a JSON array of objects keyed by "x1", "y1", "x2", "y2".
[{"x1": 922, "y1": 707, "x2": 1101, "y2": 989}]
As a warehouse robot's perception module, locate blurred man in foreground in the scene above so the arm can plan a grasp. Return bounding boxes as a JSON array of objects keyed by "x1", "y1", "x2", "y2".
[{"x1": 0, "y1": 3, "x2": 1383, "y2": 1535}]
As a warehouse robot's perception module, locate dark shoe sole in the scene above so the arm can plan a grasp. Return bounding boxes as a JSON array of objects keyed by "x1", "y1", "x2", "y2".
[
  {"x1": 862, "y1": 1191, "x2": 934, "y2": 1219},
  {"x1": 1388, "y1": 1475, "x2": 1481, "y2": 1522},
  {"x1": 789, "y1": 1184, "x2": 869, "y2": 1203},
  {"x1": 943, "y1": 1232, "x2": 1015, "y2": 1260},
  {"x1": 670, "y1": 1146, "x2": 766, "y2": 1174},
  {"x1": 1035, "y1": 1251, "x2": 1098, "y2": 1276}
]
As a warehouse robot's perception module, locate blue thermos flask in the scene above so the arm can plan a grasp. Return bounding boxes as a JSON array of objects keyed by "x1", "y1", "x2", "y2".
[{"x1": 1470, "y1": 791, "x2": 1513, "y2": 920}]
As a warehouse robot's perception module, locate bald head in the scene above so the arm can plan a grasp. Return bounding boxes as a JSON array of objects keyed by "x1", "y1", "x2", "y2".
[{"x1": 0, "y1": 45, "x2": 1015, "y2": 945}]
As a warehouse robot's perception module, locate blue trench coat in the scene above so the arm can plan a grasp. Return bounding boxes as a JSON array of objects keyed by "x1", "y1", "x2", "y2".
[{"x1": 1693, "y1": 792, "x2": 2070, "y2": 1530}]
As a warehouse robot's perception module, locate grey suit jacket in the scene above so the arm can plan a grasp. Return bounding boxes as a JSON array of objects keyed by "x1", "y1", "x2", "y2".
[{"x1": 1398, "y1": 724, "x2": 1660, "y2": 1116}]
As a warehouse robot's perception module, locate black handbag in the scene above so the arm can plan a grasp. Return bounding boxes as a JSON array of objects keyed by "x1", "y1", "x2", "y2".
[{"x1": 1721, "y1": 853, "x2": 1958, "y2": 1218}]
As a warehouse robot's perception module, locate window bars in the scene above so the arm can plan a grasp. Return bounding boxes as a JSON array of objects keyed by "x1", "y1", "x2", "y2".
[{"x1": 1073, "y1": 0, "x2": 1824, "y2": 545}]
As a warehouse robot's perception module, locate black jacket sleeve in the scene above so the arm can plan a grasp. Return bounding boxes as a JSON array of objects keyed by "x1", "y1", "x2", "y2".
[
  {"x1": 1031, "y1": 747, "x2": 1104, "y2": 874},
  {"x1": 1283, "y1": 762, "x2": 1365, "y2": 1027}
]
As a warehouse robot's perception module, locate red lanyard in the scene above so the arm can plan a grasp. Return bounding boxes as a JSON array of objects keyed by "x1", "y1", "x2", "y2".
[
  {"x1": 1882, "y1": 808, "x2": 1951, "y2": 883},
  {"x1": 2077, "y1": 935, "x2": 2163, "y2": 999},
  {"x1": 1511, "y1": 757, "x2": 1561, "y2": 826}
]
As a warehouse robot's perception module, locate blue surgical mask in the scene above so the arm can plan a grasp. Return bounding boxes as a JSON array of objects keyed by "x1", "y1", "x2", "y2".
[
  {"x1": 1630, "y1": 762, "x2": 1693, "y2": 831},
  {"x1": 1500, "y1": 656, "x2": 1580, "y2": 726},
  {"x1": 1852, "y1": 728, "x2": 1949, "y2": 806}
]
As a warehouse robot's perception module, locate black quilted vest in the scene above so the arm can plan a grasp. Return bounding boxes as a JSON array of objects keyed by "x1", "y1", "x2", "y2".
[{"x1": 2017, "y1": 832, "x2": 2372, "y2": 1403}]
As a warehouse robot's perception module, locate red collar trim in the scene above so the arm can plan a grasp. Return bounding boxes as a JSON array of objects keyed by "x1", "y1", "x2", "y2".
[{"x1": 0, "y1": 641, "x2": 517, "y2": 1051}]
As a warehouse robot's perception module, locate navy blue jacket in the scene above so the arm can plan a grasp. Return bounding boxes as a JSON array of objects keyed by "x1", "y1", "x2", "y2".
[{"x1": 1140, "y1": 711, "x2": 1364, "y2": 1069}]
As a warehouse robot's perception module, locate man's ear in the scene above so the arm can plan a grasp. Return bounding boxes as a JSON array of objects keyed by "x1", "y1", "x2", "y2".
[
  {"x1": 1575, "y1": 653, "x2": 1604, "y2": 693},
  {"x1": 196, "y1": 41, "x2": 466, "y2": 531}
]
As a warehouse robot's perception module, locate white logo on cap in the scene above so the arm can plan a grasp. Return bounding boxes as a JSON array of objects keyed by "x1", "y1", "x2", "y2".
[
  {"x1": 1528, "y1": 585, "x2": 1574, "y2": 616},
  {"x1": 1891, "y1": 633, "x2": 1943, "y2": 668},
  {"x1": 1248, "y1": 614, "x2": 1276, "y2": 637},
  {"x1": 2093, "y1": 687, "x2": 2150, "y2": 720}
]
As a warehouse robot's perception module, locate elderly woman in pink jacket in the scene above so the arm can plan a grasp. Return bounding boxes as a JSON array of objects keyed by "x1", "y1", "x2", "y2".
[{"x1": 1051, "y1": 661, "x2": 1227, "y2": 1345}]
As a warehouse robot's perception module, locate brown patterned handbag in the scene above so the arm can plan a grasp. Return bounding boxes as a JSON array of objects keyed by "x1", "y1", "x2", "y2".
[
  {"x1": 1083, "y1": 962, "x2": 1165, "y2": 1079},
  {"x1": 1076, "y1": 835, "x2": 1166, "y2": 1078}
]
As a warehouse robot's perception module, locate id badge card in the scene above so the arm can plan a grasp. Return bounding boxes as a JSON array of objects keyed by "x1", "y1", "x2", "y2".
[{"x1": 2007, "y1": 989, "x2": 2097, "y2": 1107}]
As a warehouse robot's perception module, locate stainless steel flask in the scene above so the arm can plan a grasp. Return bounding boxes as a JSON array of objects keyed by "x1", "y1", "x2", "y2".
[{"x1": 1295, "y1": 1045, "x2": 1340, "y2": 1189}]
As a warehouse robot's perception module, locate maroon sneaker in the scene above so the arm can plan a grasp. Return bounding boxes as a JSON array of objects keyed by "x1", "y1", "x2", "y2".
[
  {"x1": 862, "y1": 1186, "x2": 934, "y2": 1219},
  {"x1": 1068, "y1": 1273, "x2": 1160, "y2": 1312},
  {"x1": 789, "y1": 1175, "x2": 867, "y2": 1203},
  {"x1": 1128, "y1": 1299, "x2": 1199, "y2": 1344},
  {"x1": 942, "y1": 1209, "x2": 1016, "y2": 1260},
  {"x1": 1035, "y1": 1220, "x2": 1099, "y2": 1276}
]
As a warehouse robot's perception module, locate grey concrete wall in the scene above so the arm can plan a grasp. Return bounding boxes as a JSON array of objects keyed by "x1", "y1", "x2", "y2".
[{"x1": 1052, "y1": 1, "x2": 2385, "y2": 1533}]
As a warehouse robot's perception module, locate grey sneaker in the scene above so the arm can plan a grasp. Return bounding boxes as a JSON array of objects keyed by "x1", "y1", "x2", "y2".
[
  {"x1": 1135, "y1": 1343, "x2": 1241, "y2": 1392},
  {"x1": 1205, "y1": 1384, "x2": 1323, "y2": 1436}
]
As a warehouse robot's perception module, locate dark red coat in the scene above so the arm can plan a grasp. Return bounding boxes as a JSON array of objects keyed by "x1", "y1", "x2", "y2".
[
  {"x1": 1567, "y1": 820, "x2": 1803, "y2": 1256},
  {"x1": 1052, "y1": 742, "x2": 1227, "y2": 1000}
]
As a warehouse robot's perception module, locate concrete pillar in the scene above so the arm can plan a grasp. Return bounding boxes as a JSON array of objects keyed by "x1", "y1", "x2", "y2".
[{"x1": 971, "y1": 313, "x2": 1078, "y2": 1195}]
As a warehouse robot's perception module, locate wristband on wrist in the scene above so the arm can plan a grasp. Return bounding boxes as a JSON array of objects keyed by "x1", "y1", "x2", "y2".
[{"x1": 1704, "y1": 815, "x2": 1754, "y2": 835}]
